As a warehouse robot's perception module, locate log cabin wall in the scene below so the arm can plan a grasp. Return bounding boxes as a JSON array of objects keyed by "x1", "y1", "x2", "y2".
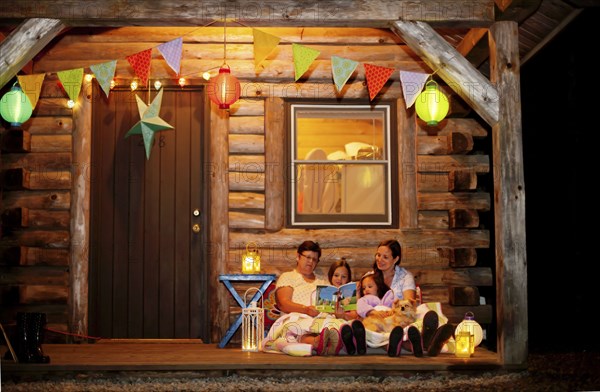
[{"x1": 0, "y1": 26, "x2": 492, "y2": 344}]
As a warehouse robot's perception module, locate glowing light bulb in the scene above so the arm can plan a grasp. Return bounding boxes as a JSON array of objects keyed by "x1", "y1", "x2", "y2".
[
  {"x1": 67, "y1": 100, "x2": 75, "y2": 109},
  {"x1": 202, "y1": 71, "x2": 211, "y2": 81},
  {"x1": 154, "y1": 80, "x2": 162, "y2": 90},
  {"x1": 130, "y1": 81, "x2": 138, "y2": 91},
  {"x1": 178, "y1": 77, "x2": 186, "y2": 87},
  {"x1": 110, "y1": 80, "x2": 116, "y2": 89},
  {"x1": 84, "y1": 74, "x2": 93, "y2": 82}
]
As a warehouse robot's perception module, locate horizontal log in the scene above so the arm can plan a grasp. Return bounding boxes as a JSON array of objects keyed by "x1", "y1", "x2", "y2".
[
  {"x1": 418, "y1": 211, "x2": 449, "y2": 229},
  {"x1": 229, "y1": 155, "x2": 265, "y2": 173},
  {"x1": 414, "y1": 267, "x2": 493, "y2": 286},
  {"x1": 1, "y1": 152, "x2": 72, "y2": 170},
  {"x1": 449, "y1": 170, "x2": 478, "y2": 191},
  {"x1": 417, "y1": 132, "x2": 473, "y2": 155},
  {"x1": 417, "y1": 155, "x2": 489, "y2": 173},
  {"x1": 1, "y1": 190, "x2": 71, "y2": 210},
  {"x1": 0, "y1": 304, "x2": 68, "y2": 325},
  {"x1": 449, "y1": 209, "x2": 480, "y2": 228},
  {"x1": 0, "y1": 4, "x2": 495, "y2": 27},
  {"x1": 34, "y1": 98, "x2": 72, "y2": 116},
  {"x1": 227, "y1": 245, "x2": 455, "y2": 271},
  {"x1": 229, "y1": 116, "x2": 264, "y2": 135},
  {"x1": 418, "y1": 192, "x2": 490, "y2": 211},
  {"x1": 449, "y1": 286, "x2": 480, "y2": 306},
  {"x1": 0, "y1": 266, "x2": 69, "y2": 285},
  {"x1": 20, "y1": 285, "x2": 69, "y2": 304},
  {"x1": 229, "y1": 229, "x2": 490, "y2": 249},
  {"x1": 420, "y1": 286, "x2": 449, "y2": 304},
  {"x1": 228, "y1": 192, "x2": 265, "y2": 210},
  {"x1": 417, "y1": 118, "x2": 488, "y2": 137},
  {"x1": 229, "y1": 134, "x2": 264, "y2": 154},
  {"x1": 0, "y1": 230, "x2": 70, "y2": 249},
  {"x1": 229, "y1": 99, "x2": 264, "y2": 116},
  {"x1": 1, "y1": 168, "x2": 71, "y2": 190},
  {"x1": 0, "y1": 246, "x2": 70, "y2": 266},
  {"x1": 229, "y1": 211, "x2": 265, "y2": 229},
  {"x1": 449, "y1": 248, "x2": 478, "y2": 267},
  {"x1": 418, "y1": 172, "x2": 452, "y2": 192},
  {"x1": 22, "y1": 116, "x2": 73, "y2": 134},
  {"x1": 30, "y1": 134, "x2": 72, "y2": 152},
  {"x1": 443, "y1": 304, "x2": 492, "y2": 324},
  {"x1": 1, "y1": 129, "x2": 31, "y2": 152},
  {"x1": 229, "y1": 172, "x2": 265, "y2": 192}
]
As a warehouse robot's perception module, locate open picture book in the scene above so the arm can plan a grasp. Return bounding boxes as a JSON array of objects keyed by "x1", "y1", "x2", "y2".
[{"x1": 315, "y1": 282, "x2": 357, "y2": 313}]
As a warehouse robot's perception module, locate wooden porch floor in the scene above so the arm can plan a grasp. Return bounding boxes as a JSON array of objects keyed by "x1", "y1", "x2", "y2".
[{"x1": 1, "y1": 341, "x2": 508, "y2": 379}]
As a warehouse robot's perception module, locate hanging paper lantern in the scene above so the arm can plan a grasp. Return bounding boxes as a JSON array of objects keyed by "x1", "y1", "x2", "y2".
[
  {"x1": 207, "y1": 64, "x2": 241, "y2": 109},
  {"x1": 415, "y1": 80, "x2": 449, "y2": 126},
  {"x1": 0, "y1": 83, "x2": 33, "y2": 127}
]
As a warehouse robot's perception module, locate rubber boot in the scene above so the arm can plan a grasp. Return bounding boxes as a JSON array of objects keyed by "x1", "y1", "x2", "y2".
[
  {"x1": 27, "y1": 312, "x2": 50, "y2": 363},
  {"x1": 4, "y1": 312, "x2": 31, "y2": 363}
]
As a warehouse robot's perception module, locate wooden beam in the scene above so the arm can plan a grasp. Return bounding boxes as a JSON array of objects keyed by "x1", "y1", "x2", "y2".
[
  {"x1": 0, "y1": 18, "x2": 64, "y2": 89},
  {"x1": 0, "y1": 1, "x2": 495, "y2": 28},
  {"x1": 489, "y1": 21, "x2": 527, "y2": 368},
  {"x1": 391, "y1": 20, "x2": 500, "y2": 126}
]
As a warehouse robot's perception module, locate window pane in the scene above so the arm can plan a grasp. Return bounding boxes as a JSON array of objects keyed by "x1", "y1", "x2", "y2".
[{"x1": 290, "y1": 104, "x2": 393, "y2": 226}]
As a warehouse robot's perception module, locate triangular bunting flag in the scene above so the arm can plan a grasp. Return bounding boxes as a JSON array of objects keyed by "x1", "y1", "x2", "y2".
[
  {"x1": 90, "y1": 60, "x2": 117, "y2": 98},
  {"x1": 17, "y1": 74, "x2": 45, "y2": 109},
  {"x1": 57, "y1": 68, "x2": 84, "y2": 102},
  {"x1": 125, "y1": 89, "x2": 174, "y2": 160},
  {"x1": 331, "y1": 56, "x2": 358, "y2": 91},
  {"x1": 253, "y1": 29, "x2": 280, "y2": 70},
  {"x1": 158, "y1": 37, "x2": 183, "y2": 75},
  {"x1": 363, "y1": 63, "x2": 395, "y2": 101},
  {"x1": 399, "y1": 70, "x2": 430, "y2": 108},
  {"x1": 292, "y1": 43, "x2": 320, "y2": 81},
  {"x1": 127, "y1": 48, "x2": 153, "y2": 87}
]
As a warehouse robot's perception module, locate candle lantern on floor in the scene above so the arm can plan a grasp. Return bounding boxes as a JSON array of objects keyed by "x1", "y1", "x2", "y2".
[
  {"x1": 241, "y1": 242, "x2": 261, "y2": 274},
  {"x1": 455, "y1": 330, "x2": 473, "y2": 358},
  {"x1": 242, "y1": 287, "x2": 264, "y2": 352},
  {"x1": 455, "y1": 311, "x2": 483, "y2": 355}
]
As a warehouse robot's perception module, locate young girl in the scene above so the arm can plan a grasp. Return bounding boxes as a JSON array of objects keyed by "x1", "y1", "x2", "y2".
[
  {"x1": 356, "y1": 273, "x2": 395, "y2": 318},
  {"x1": 327, "y1": 258, "x2": 359, "y2": 321}
]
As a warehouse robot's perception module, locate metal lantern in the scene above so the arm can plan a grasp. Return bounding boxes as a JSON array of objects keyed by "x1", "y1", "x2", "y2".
[
  {"x1": 0, "y1": 83, "x2": 33, "y2": 127},
  {"x1": 454, "y1": 330, "x2": 473, "y2": 358},
  {"x1": 415, "y1": 80, "x2": 449, "y2": 126},
  {"x1": 207, "y1": 64, "x2": 241, "y2": 109},
  {"x1": 242, "y1": 288, "x2": 264, "y2": 352},
  {"x1": 241, "y1": 242, "x2": 261, "y2": 274},
  {"x1": 455, "y1": 311, "x2": 483, "y2": 354}
]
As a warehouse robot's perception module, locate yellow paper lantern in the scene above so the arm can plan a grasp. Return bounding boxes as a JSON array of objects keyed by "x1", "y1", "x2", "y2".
[
  {"x1": 241, "y1": 242, "x2": 261, "y2": 274},
  {"x1": 0, "y1": 83, "x2": 33, "y2": 127},
  {"x1": 242, "y1": 288, "x2": 264, "y2": 352},
  {"x1": 415, "y1": 80, "x2": 449, "y2": 126},
  {"x1": 455, "y1": 311, "x2": 483, "y2": 354}
]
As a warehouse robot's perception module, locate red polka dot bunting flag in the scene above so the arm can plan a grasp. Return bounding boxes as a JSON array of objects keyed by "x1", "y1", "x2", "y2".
[
  {"x1": 364, "y1": 63, "x2": 395, "y2": 101},
  {"x1": 127, "y1": 48, "x2": 153, "y2": 87}
]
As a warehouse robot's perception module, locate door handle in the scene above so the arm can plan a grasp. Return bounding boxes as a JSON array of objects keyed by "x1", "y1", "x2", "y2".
[{"x1": 192, "y1": 224, "x2": 201, "y2": 233}]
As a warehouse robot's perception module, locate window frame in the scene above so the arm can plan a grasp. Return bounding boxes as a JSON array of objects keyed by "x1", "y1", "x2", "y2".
[{"x1": 285, "y1": 100, "x2": 399, "y2": 228}]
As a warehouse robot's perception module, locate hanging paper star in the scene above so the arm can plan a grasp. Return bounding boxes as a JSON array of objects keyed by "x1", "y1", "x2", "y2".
[{"x1": 125, "y1": 89, "x2": 173, "y2": 160}]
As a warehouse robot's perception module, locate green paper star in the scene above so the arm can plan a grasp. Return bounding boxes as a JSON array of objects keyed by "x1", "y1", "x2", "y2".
[{"x1": 125, "y1": 89, "x2": 173, "y2": 159}]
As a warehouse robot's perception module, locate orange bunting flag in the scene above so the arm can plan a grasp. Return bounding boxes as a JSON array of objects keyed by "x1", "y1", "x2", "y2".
[
  {"x1": 364, "y1": 63, "x2": 395, "y2": 101},
  {"x1": 127, "y1": 48, "x2": 153, "y2": 87},
  {"x1": 17, "y1": 74, "x2": 45, "y2": 109},
  {"x1": 292, "y1": 43, "x2": 320, "y2": 81},
  {"x1": 253, "y1": 29, "x2": 280, "y2": 70}
]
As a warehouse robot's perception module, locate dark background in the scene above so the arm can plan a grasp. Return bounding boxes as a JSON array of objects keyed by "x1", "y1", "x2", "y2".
[{"x1": 521, "y1": 7, "x2": 597, "y2": 353}]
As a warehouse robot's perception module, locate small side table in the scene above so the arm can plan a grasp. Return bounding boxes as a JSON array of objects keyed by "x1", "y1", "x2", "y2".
[{"x1": 218, "y1": 273, "x2": 276, "y2": 348}]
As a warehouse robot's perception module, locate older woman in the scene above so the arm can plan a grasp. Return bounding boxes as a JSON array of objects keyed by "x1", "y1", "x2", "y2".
[{"x1": 262, "y1": 240, "x2": 344, "y2": 356}]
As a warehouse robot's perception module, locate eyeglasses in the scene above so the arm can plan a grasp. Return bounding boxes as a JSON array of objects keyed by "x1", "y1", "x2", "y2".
[{"x1": 299, "y1": 253, "x2": 319, "y2": 262}]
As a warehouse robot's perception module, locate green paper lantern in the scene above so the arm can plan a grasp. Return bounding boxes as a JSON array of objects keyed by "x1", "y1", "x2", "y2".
[
  {"x1": 415, "y1": 80, "x2": 449, "y2": 126},
  {"x1": 0, "y1": 83, "x2": 33, "y2": 127}
]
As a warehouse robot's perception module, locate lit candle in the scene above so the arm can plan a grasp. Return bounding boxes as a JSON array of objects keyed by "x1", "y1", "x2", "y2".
[{"x1": 455, "y1": 331, "x2": 473, "y2": 358}]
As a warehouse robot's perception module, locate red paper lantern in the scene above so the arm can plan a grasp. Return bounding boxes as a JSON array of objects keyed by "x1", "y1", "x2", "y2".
[{"x1": 207, "y1": 64, "x2": 241, "y2": 109}]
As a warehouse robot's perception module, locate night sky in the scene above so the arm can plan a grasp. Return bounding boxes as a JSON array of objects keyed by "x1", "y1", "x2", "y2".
[{"x1": 521, "y1": 7, "x2": 597, "y2": 353}]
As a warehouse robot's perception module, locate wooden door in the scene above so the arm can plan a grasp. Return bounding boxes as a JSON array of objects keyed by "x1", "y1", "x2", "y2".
[{"x1": 89, "y1": 85, "x2": 207, "y2": 340}]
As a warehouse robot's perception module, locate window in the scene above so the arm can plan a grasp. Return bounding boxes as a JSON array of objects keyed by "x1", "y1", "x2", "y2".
[{"x1": 288, "y1": 102, "x2": 397, "y2": 227}]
